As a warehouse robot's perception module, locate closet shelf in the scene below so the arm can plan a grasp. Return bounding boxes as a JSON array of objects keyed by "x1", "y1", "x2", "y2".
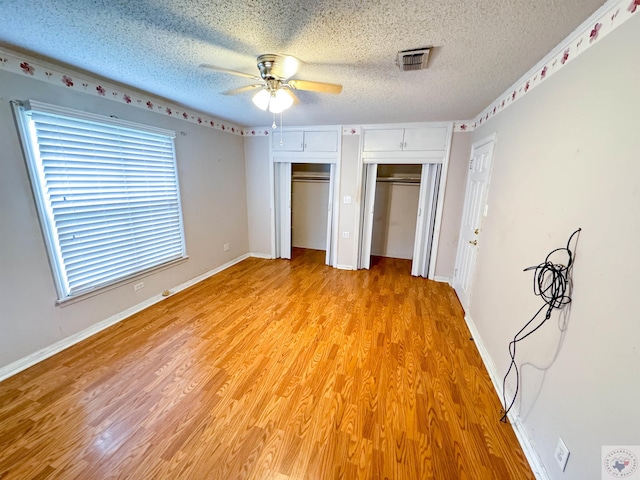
[{"x1": 292, "y1": 172, "x2": 330, "y2": 182}]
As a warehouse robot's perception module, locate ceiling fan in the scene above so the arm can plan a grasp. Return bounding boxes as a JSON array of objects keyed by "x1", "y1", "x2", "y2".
[{"x1": 200, "y1": 54, "x2": 343, "y2": 113}]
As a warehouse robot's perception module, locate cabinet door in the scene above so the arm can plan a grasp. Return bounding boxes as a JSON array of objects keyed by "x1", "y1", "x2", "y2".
[
  {"x1": 272, "y1": 131, "x2": 304, "y2": 151},
  {"x1": 403, "y1": 127, "x2": 448, "y2": 151},
  {"x1": 303, "y1": 131, "x2": 338, "y2": 152},
  {"x1": 363, "y1": 129, "x2": 404, "y2": 152}
]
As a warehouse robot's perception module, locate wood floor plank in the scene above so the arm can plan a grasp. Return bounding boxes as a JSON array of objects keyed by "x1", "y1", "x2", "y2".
[{"x1": 0, "y1": 248, "x2": 535, "y2": 479}]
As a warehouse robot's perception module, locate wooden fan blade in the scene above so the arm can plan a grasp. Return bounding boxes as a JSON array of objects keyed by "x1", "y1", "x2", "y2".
[
  {"x1": 287, "y1": 79, "x2": 343, "y2": 94},
  {"x1": 222, "y1": 84, "x2": 263, "y2": 96},
  {"x1": 199, "y1": 64, "x2": 261, "y2": 80}
]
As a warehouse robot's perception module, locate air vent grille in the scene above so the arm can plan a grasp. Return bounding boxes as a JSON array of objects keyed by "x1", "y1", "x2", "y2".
[{"x1": 397, "y1": 47, "x2": 431, "y2": 71}]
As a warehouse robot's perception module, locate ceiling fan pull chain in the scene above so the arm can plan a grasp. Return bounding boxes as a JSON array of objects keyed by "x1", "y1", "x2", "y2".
[
  {"x1": 272, "y1": 111, "x2": 277, "y2": 130},
  {"x1": 279, "y1": 111, "x2": 284, "y2": 146}
]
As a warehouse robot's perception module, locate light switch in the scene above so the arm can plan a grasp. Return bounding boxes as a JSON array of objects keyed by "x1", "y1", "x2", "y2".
[{"x1": 343, "y1": 195, "x2": 352, "y2": 204}]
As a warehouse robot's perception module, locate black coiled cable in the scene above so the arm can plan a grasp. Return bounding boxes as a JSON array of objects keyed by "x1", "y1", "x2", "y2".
[{"x1": 500, "y1": 228, "x2": 581, "y2": 423}]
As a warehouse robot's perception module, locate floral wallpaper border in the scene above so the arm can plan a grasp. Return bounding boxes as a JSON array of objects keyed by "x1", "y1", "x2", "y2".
[
  {"x1": 0, "y1": 48, "x2": 272, "y2": 137},
  {"x1": 342, "y1": 126, "x2": 362, "y2": 135},
  {"x1": 456, "y1": 0, "x2": 637, "y2": 132},
  {"x1": 453, "y1": 120, "x2": 474, "y2": 133}
]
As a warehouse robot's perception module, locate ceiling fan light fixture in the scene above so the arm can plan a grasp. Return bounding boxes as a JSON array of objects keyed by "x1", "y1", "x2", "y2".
[
  {"x1": 205, "y1": 53, "x2": 341, "y2": 112},
  {"x1": 252, "y1": 89, "x2": 271, "y2": 110},
  {"x1": 268, "y1": 89, "x2": 294, "y2": 113}
]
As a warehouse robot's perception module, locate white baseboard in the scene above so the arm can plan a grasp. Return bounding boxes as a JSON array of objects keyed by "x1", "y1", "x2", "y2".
[
  {"x1": 249, "y1": 252, "x2": 272, "y2": 259},
  {"x1": 433, "y1": 275, "x2": 452, "y2": 285},
  {"x1": 335, "y1": 264, "x2": 355, "y2": 270},
  {"x1": 0, "y1": 254, "x2": 250, "y2": 383},
  {"x1": 463, "y1": 315, "x2": 550, "y2": 480}
]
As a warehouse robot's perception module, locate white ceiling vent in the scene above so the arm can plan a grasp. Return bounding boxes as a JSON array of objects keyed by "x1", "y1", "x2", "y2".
[{"x1": 396, "y1": 47, "x2": 431, "y2": 72}]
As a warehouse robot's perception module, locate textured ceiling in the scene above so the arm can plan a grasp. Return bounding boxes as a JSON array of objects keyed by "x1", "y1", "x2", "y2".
[{"x1": 0, "y1": 0, "x2": 605, "y2": 127}]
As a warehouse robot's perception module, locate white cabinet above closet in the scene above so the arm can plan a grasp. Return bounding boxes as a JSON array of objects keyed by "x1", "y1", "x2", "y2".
[
  {"x1": 272, "y1": 131, "x2": 304, "y2": 151},
  {"x1": 362, "y1": 129, "x2": 404, "y2": 152},
  {"x1": 271, "y1": 127, "x2": 341, "y2": 163},
  {"x1": 361, "y1": 124, "x2": 452, "y2": 163},
  {"x1": 403, "y1": 127, "x2": 448, "y2": 151},
  {"x1": 272, "y1": 130, "x2": 338, "y2": 153}
]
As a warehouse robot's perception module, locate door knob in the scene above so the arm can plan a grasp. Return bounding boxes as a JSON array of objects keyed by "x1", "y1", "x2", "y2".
[{"x1": 469, "y1": 240, "x2": 477, "y2": 246}]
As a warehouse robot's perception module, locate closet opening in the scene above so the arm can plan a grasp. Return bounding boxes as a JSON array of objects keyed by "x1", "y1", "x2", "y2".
[
  {"x1": 359, "y1": 162, "x2": 441, "y2": 277},
  {"x1": 291, "y1": 163, "x2": 331, "y2": 261},
  {"x1": 371, "y1": 164, "x2": 421, "y2": 265},
  {"x1": 273, "y1": 161, "x2": 338, "y2": 266}
]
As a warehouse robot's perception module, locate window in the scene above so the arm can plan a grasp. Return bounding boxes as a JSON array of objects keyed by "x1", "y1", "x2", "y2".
[{"x1": 15, "y1": 100, "x2": 186, "y2": 302}]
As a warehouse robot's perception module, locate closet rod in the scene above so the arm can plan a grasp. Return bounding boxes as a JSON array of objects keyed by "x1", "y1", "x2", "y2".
[
  {"x1": 376, "y1": 176, "x2": 421, "y2": 185},
  {"x1": 292, "y1": 175, "x2": 330, "y2": 182}
]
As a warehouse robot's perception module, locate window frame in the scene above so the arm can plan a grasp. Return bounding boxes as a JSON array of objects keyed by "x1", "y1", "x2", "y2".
[{"x1": 14, "y1": 100, "x2": 187, "y2": 304}]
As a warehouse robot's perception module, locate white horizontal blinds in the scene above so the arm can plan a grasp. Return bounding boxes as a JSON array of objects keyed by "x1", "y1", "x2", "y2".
[{"x1": 25, "y1": 108, "x2": 185, "y2": 297}]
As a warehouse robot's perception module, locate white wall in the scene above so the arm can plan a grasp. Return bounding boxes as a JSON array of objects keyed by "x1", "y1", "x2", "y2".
[
  {"x1": 371, "y1": 182, "x2": 419, "y2": 260},
  {"x1": 335, "y1": 134, "x2": 361, "y2": 268},
  {"x1": 0, "y1": 68, "x2": 249, "y2": 371},
  {"x1": 292, "y1": 180, "x2": 330, "y2": 251},
  {"x1": 469, "y1": 14, "x2": 640, "y2": 480},
  {"x1": 244, "y1": 135, "x2": 271, "y2": 256}
]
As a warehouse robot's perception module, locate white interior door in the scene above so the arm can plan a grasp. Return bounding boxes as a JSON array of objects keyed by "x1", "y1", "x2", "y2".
[
  {"x1": 358, "y1": 163, "x2": 378, "y2": 269},
  {"x1": 453, "y1": 135, "x2": 496, "y2": 309},
  {"x1": 274, "y1": 162, "x2": 292, "y2": 259},
  {"x1": 325, "y1": 164, "x2": 336, "y2": 265},
  {"x1": 411, "y1": 163, "x2": 441, "y2": 277}
]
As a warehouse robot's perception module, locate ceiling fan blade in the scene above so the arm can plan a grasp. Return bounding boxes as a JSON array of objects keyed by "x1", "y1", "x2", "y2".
[
  {"x1": 199, "y1": 64, "x2": 261, "y2": 80},
  {"x1": 222, "y1": 84, "x2": 263, "y2": 96},
  {"x1": 287, "y1": 79, "x2": 343, "y2": 94}
]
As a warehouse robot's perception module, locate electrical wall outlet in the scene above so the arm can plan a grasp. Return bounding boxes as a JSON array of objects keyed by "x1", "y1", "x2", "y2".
[
  {"x1": 555, "y1": 437, "x2": 570, "y2": 471},
  {"x1": 134, "y1": 282, "x2": 144, "y2": 291},
  {"x1": 342, "y1": 232, "x2": 350, "y2": 239},
  {"x1": 223, "y1": 243, "x2": 230, "y2": 252}
]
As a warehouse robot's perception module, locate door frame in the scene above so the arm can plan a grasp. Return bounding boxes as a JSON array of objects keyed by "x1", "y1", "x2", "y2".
[
  {"x1": 452, "y1": 133, "x2": 497, "y2": 310},
  {"x1": 357, "y1": 162, "x2": 444, "y2": 277},
  {"x1": 272, "y1": 158, "x2": 339, "y2": 264},
  {"x1": 269, "y1": 162, "x2": 340, "y2": 267}
]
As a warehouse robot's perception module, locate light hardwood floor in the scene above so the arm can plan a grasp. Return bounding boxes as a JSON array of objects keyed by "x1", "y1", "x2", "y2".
[{"x1": 0, "y1": 248, "x2": 534, "y2": 479}]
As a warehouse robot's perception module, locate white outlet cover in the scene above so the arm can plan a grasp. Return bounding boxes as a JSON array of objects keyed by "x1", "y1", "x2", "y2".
[{"x1": 555, "y1": 437, "x2": 570, "y2": 471}]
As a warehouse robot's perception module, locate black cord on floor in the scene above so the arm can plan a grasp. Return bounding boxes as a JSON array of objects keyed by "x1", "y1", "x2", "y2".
[{"x1": 499, "y1": 228, "x2": 581, "y2": 423}]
